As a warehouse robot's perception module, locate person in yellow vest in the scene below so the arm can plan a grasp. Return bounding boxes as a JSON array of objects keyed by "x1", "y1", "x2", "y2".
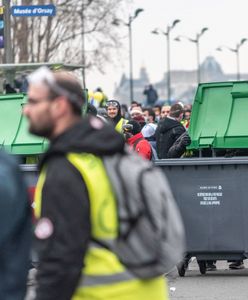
[
  {"x1": 106, "y1": 99, "x2": 128, "y2": 133},
  {"x1": 23, "y1": 67, "x2": 168, "y2": 300},
  {"x1": 94, "y1": 87, "x2": 108, "y2": 108}
]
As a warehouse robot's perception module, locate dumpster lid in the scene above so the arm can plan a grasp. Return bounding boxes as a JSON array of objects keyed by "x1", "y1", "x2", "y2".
[
  {"x1": 0, "y1": 63, "x2": 86, "y2": 156},
  {"x1": 0, "y1": 62, "x2": 84, "y2": 75},
  {"x1": 0, "y1": 93, "x2": 48, "y2": 155},
  {"x1": 188, "y1": 81, "x2": 248, "y2": 150}
]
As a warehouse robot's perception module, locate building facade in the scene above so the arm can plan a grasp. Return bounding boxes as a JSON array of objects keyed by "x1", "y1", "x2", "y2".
[{"x1": 114, "y1": 56, "x2": 247, "y2": 105}]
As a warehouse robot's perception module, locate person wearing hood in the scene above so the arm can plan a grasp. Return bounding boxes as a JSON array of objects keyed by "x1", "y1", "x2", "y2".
[
  {"x1": 23, "y1": 67, "x2": 167, "y2": 300},
  {"x1": 142, "y1": 123, "x2": 157, "y2": 150},
  {"x1": 106, "y1": 99, "x2": 128, "y2": 133},
  {"x1": 155, "y1": 103, "x2": 191, "y2": 159},
  {"x1": 124, "y1": 120, "x2": 152, "y2": 160}
]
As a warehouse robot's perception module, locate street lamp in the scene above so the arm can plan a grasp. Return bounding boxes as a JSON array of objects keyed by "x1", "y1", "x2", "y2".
[
  {"x1": 175, "y1": 27, "x2": 208, "y2": 84},
  {"x1": 81, "y1": 1, "x2": 86, "y2": 89},
  {"x1": 112, "y1": 8, "x2": 144, "y2": 102},
  {"x1": 151, "y1": 19, "x2": 181, "y2": 101},
  {"x1": 3, "y1": 0, "x2": 14, "y2": 85},
  {"x1": 80, "y1": 0, "x2": 94, "y2": 89},
  {"x1": 216, "y1": 38, "x2": 247, "y2": 80}
]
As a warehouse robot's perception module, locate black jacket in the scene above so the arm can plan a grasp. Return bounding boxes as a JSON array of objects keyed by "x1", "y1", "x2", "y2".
[
  {"x1": 35, "y1": 117, "x2": 125, "y2": 300},
  {"x1": 143, "y1": 87, "x2": 158, "y2": 105},
  {"x1": 0, "y1": 152, "x2": 31, "y2": 300},
  {"x1": 155, "y1": 117, "x2": 186, "y2": 159}
]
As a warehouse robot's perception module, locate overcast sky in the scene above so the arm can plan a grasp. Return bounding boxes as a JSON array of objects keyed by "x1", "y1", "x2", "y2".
[{"x1": 86, "y1": 0, "x2": 248, "y2": 98}]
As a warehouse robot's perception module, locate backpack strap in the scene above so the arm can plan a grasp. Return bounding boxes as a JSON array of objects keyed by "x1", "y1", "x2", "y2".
[
  {"x1": 151, "y1": 146, "x2": 158, "y2": 160},
  {"x1": 138, "y1": 167, "x2": 157, "y2": 229},
  {"x1": 133, "y1": 137, "x2": 145, "y2": 151}
]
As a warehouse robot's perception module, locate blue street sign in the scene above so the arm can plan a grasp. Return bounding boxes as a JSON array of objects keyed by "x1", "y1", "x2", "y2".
[
  {"x1": 0, "y1": 7, "x2": 3, "y2": 49},
  {"x1": 11, "y1": 5, "x2": 56, "y2": 17}
]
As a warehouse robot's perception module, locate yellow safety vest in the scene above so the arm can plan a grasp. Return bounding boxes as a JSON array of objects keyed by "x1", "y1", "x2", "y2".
[
  {"x1": 35, "y1": 153, "x2": 168, "y2": 300},
  {"x1": 25, "y1": 155, "x2": 39, "y2": 164},
  {"x1": 115, "y1": 118, "x2": 128, "y2": 134}
]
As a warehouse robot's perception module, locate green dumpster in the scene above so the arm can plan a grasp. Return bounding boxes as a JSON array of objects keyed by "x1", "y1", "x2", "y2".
[
  {"x1": 0, "y1": 93, "x2": 48, "y2": 155},
  {"x1": 188, "y1": 81, "x2": 248, "y2": 150}
]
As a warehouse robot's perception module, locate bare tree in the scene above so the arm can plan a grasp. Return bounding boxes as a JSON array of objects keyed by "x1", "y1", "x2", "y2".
[{"x1": 10, "y1": 0, "x2": 131, "y2": 74}]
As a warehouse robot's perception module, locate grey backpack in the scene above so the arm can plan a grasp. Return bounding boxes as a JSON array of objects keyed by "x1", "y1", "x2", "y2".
[{"x1": 103, "y1": 148, "x2": 185, "y2": 279}]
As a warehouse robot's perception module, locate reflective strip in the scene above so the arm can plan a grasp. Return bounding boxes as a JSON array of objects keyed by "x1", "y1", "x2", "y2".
[
  {"x1": 89, "y1": 239, "x2": 115, "y2": 249},
  {"x1": 79, "y1": 270, "x2": 136, "y2": 287}
]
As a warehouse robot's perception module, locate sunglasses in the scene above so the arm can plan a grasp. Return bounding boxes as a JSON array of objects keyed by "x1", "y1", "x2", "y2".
[
  {"x1": 28, "y1": 66, "x2": 82, "y2": 109},
  {"x1": 106, "y1": 101, "x2": 119, "y2": 107}
]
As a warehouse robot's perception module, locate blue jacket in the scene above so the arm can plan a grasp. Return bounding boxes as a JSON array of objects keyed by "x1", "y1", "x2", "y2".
[{"x1": 0, "y1": 152, "x2": 31, "y2": 300}]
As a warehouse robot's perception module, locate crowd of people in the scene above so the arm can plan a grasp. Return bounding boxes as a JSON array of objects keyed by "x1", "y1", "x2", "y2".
[{"x1": 87, "y1": 94, "x2": 192, "y2": 161}]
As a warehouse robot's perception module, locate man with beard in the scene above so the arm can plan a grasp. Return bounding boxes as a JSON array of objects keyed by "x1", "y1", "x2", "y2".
[
  {"x1": 106, "y1": 99, "x2": 128, "y2": 133},
  {"x1": 23, "y1": 67, "x2": 168, "y2": 300}
]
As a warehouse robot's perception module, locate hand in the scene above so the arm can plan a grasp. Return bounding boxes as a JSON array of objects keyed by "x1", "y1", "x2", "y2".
[{"x1": 179, "y1": 132, "x2": 191, "y2": 147}]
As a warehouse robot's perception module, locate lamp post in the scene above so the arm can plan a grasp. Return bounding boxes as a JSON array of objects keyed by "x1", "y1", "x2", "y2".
[
  {"x1": 216, "y1": 38, "x2": 247, "y2": 80},
  {"x1": 113, "y1": 8, "x2": 144, "y2": 102},
  {"x1": 151, "y1": 19, "x2": 180, "y2": 101},
  {"x1": 81, "y1": 1, "x2": 86, "y2": 89},
  {"x1": 175, "y1": 27, "x2": 208, "y2": 84},
  {"x1": 3, "y1": 0, "x2": 14, "y2": 85},
  {"x1": 3, "y1": 0, "x2": 12, "y2": 64}
]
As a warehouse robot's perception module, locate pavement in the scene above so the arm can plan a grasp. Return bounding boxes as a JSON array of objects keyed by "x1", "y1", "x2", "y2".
[
  {"x1": 167, "y1": 259, "x2": 248, "y2": 300},
  {"x1": 26, "y1": 259, "x2": 248, "y2": 300}
]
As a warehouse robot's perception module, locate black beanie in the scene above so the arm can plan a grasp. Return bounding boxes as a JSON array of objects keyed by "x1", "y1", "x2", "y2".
[{"x1": 127, "y1": 120, "x2": 141, "y2": 135}]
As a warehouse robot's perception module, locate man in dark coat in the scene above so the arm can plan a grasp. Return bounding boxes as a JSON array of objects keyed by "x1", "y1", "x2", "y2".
[
  {"x1": 155, "y1": 103, "x2": 190, "y2": 159},
  {"x1": 143, "y1": 84, "x2": 158, "y2": 106}
]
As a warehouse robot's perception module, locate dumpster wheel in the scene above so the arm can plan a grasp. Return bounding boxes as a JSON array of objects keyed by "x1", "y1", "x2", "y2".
[
  {"x1": 177, "y1": 260, "x2": 189, "y2": 277},
  {"x1": 198, "y1": 261, "x2": 206, "y2": 275},
  {"x1": 177, "y1": 264, "x2": 186, "y2": 277}
]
